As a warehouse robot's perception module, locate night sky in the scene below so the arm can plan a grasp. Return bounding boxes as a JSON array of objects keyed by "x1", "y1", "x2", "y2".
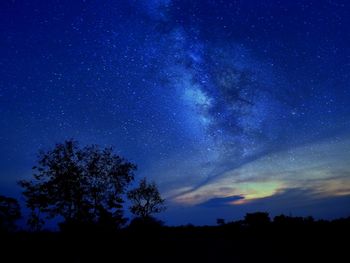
[{"x1": 1, "y1": 0, "x2": 350, "y2": 225}]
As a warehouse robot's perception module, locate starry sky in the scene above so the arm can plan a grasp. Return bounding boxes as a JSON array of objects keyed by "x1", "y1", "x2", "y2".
[{"x1": 1, "y1": 0, "x2": 350, "y2": 225}]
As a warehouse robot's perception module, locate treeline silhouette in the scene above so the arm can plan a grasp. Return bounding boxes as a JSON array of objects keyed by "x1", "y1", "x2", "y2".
[
  {"x1": 1, "y1": 212, "x2": 349, "y2": 263},
  {"x1": 1, "y1": 140, "x2": 349, "y2": 262}
]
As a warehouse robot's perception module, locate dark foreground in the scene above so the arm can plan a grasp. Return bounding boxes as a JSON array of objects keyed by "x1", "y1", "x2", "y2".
[{"x1": 1, "y1": 217, "x2": 349, "y2": 263}]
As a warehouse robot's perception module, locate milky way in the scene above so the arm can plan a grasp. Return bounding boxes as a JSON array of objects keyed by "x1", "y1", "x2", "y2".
[{"x1": 1, "y1": 0, "x2": 350, "y2": 224}]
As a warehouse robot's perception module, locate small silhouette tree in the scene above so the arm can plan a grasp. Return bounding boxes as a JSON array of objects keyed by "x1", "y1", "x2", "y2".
[
  {"x1": 0, "y1": 195, "x2": 21, "y2": 232},
  {"x1": 127, "y1": 178, "x2": 166, "y2": 219},
  {"x1": 19, "y1": 140, "x2": 136, "y2": 230}
]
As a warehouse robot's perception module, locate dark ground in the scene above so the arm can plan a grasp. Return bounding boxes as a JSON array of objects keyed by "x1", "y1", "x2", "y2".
[{"x1": 1, "y1": 217, "x2": 349, "y2": 263}]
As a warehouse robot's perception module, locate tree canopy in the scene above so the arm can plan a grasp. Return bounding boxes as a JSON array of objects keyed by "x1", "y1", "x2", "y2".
[{"x1": 19, "y1": 140, "x2": 136, "y2": 230}]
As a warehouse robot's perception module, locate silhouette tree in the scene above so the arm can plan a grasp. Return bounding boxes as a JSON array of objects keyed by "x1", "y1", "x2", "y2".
[
  {"x1": 127, "y1": 178, "x2": 166, "y2": 219},
  {"x1": 0, "y1": 195, "x2": 21, "y2": 232},
  {"x1": 244, "y1": 212, "x2": 270, "y2": 227},
  {"x1": 18, "y1": 140, "x2": 136, "y2": 230}
]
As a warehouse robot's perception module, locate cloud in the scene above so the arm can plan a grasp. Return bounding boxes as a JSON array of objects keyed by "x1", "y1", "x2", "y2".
[
  {"x1": 170, "y1": 134, "x2": 350, "y2": 205},
  {"x1": 198, "y1": 195, "x2": 245, "y2": 207},
  {"x1": 233, "y1": 188, "x2": 350, "y2": 219}
]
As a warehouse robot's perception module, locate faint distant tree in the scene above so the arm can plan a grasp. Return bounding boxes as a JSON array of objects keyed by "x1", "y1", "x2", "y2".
[
  {"x1": 0, "y1": 195, "x2": 21, "y2": 232},
  {"x1": 27, "y1": 211, "x2": 44, "y2": 232},
  {"x1": 216, "y1": 218, "x2": 226, "y2": 226},
  {"x1": 18, "y1": 140, "x2": 136, "y2": 230},
  {"x1": 127, "y1": 178, "x2": 166, "y2": 219}
]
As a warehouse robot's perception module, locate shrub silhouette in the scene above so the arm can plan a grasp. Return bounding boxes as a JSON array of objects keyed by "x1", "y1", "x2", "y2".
[
  {"x1": 274, "y1": 214, "x2": 315, "y2": 225},
  {"x1": 244, "y1": 212, "x2": 270, "y2": 227},
  {"x1": 216, "y1": 218, "x2": 225, "y2": 226},
  {"x1": 18, "y1": 140, "x2": 136, "y2": 230},
  {"x1": 129, "y1": 216, "x2": 164, "y2": 231}
]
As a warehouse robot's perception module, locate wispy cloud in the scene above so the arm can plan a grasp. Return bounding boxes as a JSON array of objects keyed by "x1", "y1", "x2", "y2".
[{"x1": 169, "y1": 134, "x2": 350, "y2": 206}]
